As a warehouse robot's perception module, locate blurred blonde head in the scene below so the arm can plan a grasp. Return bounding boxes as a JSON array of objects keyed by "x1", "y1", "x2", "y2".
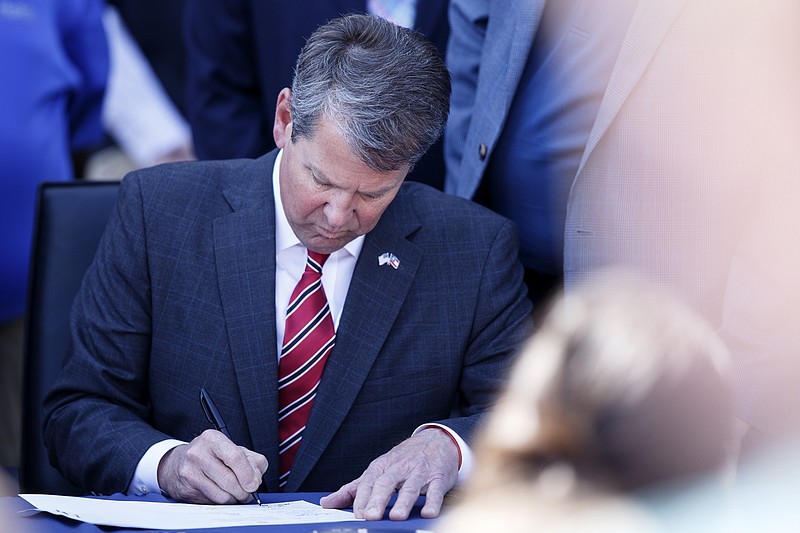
[{"x1": 440, "y1": 273, "x2": 734, "y2": 531}]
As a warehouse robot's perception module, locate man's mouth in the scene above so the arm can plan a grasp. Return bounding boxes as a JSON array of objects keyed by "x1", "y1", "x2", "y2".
[{"x1": 317, "y1": 227, "x2": 346, "y2": 239}]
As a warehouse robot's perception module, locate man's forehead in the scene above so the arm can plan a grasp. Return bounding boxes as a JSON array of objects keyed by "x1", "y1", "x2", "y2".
[
  {"x1": 310, "y1": 162, "x2": 403, "y2": 193},
  {"x1": 301, "y1": 119, "x2": 407, "y2": 192}
]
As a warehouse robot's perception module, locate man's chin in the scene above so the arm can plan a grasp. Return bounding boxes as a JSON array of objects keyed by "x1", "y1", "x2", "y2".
[{"x1": 305, "y1": 234, "x2": 353, "y2": 254}]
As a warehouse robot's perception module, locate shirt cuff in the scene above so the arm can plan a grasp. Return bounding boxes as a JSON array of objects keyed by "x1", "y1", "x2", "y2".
[
  {"x1": 413, "y1": 423, "x2": 474, "y2": 485},
  {"x1": 127, "y1": 439, "x2": 185, "y2": 496}
]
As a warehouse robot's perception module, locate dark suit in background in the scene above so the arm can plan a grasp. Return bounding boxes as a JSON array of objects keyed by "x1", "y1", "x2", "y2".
[
  {"x1": 43, "y1": 150, "x2": 531, "y2": 494},
  {"x1": 110, "y1": 0, "x2": 187, "y2": 117},
  {"x1": 184, "y1": 0, "x2": 450, "y2": 189}
]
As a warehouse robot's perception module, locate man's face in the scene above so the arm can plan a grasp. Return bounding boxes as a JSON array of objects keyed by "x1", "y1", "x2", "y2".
[{"x1": 274, "y1": 90, "x2": 407, "y2": 254}]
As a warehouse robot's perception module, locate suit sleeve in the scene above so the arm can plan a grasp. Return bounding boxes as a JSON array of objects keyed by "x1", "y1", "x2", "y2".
[
  {"x1": 184, "y1": 0, "x2": 270, "y2": 160},
  {"x1": 43, "y1": 174, "x2": 171, "y2": 494},
  {"x1": 434, "y1": 216, "x2": 532, "y2": 442}
]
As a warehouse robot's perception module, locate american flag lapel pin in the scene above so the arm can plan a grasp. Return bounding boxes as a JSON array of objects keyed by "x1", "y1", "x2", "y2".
[{"x1": 378, "y1": 252, "x2": 400, "y2": 269}]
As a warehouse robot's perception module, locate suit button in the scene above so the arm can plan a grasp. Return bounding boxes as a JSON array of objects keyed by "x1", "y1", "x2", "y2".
[{"x1": 479, "y1": 143, "x2": 488, "y2": 160}]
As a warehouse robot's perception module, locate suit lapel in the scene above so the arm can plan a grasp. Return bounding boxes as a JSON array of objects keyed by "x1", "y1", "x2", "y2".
[
  {"x1": 577, "y1": 0, "x2": 688, "y2": 175},
  {"x1": 501, "y1": 0, "x2": 545, "y2": 113},
  {"x1": 214, "y1": 155, "x2": 282, "y2": 491},
  {"x1": 285, "y1": 192, "x2": 422, "y2": 491}
]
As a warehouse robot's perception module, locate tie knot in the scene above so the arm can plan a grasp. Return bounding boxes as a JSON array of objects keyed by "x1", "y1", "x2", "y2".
[{"x1": 306, "y1": 251, "x2": 330, "y2": 273}]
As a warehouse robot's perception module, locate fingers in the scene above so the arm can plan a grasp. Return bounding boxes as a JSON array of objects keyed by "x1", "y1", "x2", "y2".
[
  {"x1": 389, "y1": 471, "x2": 434, "y2": 521},
  {"x1": 244, "y1": 449, "x2": 270, "y2": 484},
  {"x1": 365, "y1": 470, "x2": 445, "y2": 521},
  {"x1": 158, "y1": 443, "x2": 235, "y2": 504},
  {"x1": 319, "y1": 480, "x2": 358, "y2": 509},
  {"x1": 321, "y1": 474, "x2": 389, "y2": 520},
  {"x1": 184, "y1": 445, "x2": 237, "y2": 503},
  {"x1": 322, "y1": 430, "x2": 459, "y2": 521},
  {"x1": 321, "y1": 475, "x2": 389, "y2": 520},
  {"x1": 158, "y1": 430, "x2": 266, "y2": 504},
  {"x1": 207, "y1": 432, "x2": 268, "y2": 500},
  {"x1": 330, "y1": 469, "x2": 436, "y2": 521},
  {"x1": 217, "y1": 445, "x2": 264, "y2": 494},
  {"x1": 419, "y1": 478, "x2": 446, "y2": 519},
  {"x1": 356, "y1": 467, "x2": 398, "y2": 520}
]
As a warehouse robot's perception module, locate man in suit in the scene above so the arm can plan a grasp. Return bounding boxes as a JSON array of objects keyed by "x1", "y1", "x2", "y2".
[
  {"x1": 445, "y1": 0, "x2": 800, "y2": 442},
  {"x1": 44, "y1": 14, "x2": 532, "y2": 521},
  {"x1": 184, "y1": 0, "x2": 450, "y2": 189}
]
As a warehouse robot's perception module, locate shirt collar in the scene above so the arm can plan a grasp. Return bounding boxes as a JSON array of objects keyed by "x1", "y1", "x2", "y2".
[{"x1": 273, "y1": 149, "x2": 364, "y2": 259}]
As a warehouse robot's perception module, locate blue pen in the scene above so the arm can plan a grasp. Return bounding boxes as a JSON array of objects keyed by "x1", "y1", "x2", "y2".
[{"x1": 200, "y1": 388, "x2": 263, "y2": 505}]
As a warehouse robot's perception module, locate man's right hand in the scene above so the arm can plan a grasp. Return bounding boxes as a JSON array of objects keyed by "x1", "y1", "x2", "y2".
[{"x1": 157, "y1": 429, "x2": 268, "y2": 504}]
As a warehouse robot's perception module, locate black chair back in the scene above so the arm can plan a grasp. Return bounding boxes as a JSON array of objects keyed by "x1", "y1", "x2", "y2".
[{"x1": 21, "y1": 180, "x2": 119, "y2": 494}]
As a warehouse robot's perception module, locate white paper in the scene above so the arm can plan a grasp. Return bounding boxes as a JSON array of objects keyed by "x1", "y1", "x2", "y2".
[{"x1": 19, "y1": 494, "x2": 362, "y2": 530}]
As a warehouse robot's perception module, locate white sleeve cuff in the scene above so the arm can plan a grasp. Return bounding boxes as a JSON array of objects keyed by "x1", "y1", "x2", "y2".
[
  {"x1": 127, "y1": 439, "x2": 185, "y2": 496},
  {"x1": 413, "y1": 423, "x2": 474, "y2": 484}
]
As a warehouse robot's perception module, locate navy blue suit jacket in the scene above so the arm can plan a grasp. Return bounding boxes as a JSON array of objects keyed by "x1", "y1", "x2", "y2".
[
  {"x1": 44, "y1": 150, "x2": 531, "y2": 494},
  {"x1": 184, "y1": 0, "x2": 450, "y2": 189}
]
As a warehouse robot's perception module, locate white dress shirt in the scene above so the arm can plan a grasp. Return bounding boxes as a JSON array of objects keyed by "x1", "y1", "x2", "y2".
[
  {"x1": 129, "y1": 151, "x2": 470, "y2": 495},
  {"x1": 272, "y1": 151, "x2": 363, "y2": 353}
]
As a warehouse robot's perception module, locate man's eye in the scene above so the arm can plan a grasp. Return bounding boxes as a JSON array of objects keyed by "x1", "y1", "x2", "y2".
[{"x1": 311, "y1": 175, "x2": 329, "y2": 188}]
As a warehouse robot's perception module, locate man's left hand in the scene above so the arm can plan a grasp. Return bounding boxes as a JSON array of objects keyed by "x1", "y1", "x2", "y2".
[{"x1": 319, "y1": 428, "x2": 459, "y2": 520}]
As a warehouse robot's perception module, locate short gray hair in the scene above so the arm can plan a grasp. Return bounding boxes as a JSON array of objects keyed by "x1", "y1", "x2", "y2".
[{"x1": 290, "y1": 13, "x2": 450, "y2": 172}]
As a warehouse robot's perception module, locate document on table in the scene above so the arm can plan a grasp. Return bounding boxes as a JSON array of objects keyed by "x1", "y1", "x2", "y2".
[{"x1": 19, "y1": 494, "x2": 362, "y2": 529}]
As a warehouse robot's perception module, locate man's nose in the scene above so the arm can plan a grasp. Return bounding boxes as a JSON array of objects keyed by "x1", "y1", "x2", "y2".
[{"x1": 323, "y1": 193, "x2": 355, "y2": 228}]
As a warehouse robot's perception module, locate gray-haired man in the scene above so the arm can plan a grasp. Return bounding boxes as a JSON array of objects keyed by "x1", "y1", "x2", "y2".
[{"x1": 44, "y1": 14, "x2": 532, "y2": 521}]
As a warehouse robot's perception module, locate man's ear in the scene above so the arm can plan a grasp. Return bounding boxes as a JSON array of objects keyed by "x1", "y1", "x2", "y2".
[{"x1": 273, "y1": 88, "x2": 293, "y2": 148}]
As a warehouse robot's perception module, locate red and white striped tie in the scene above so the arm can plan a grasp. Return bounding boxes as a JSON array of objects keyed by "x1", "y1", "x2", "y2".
[{"x1": 278, "y1": 251, "x2": 335, "y2": 490}]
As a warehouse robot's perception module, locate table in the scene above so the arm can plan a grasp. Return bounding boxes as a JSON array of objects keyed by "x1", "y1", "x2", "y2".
[{"x1": 2, "y1": 492, "x2": 438, "y2": 532}]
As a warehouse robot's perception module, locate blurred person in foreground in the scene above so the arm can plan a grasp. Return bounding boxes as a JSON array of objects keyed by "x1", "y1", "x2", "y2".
[
  {"x1": 437, "y1": 274, "x2": 734, "y2": 532},
  {"x1": 43, "y1": 13, "x2": 531, "y2": 521},
  {"x1": 445, "y1": 0, "x2": 800, "y2": 448}
]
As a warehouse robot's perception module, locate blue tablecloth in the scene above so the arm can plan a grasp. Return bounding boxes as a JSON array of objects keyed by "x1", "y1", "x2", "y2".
[{"x1": 3, "y1": 492, "x2": 437, "y2": 532}]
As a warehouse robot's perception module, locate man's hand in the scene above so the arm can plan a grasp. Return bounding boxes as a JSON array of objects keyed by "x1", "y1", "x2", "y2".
[
  {"x1": 320, "y1": 428, "x2": 459, "y2": 520},
  {"x1": 157, "y1": 429, "x2": 268, "y2": 504}
]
